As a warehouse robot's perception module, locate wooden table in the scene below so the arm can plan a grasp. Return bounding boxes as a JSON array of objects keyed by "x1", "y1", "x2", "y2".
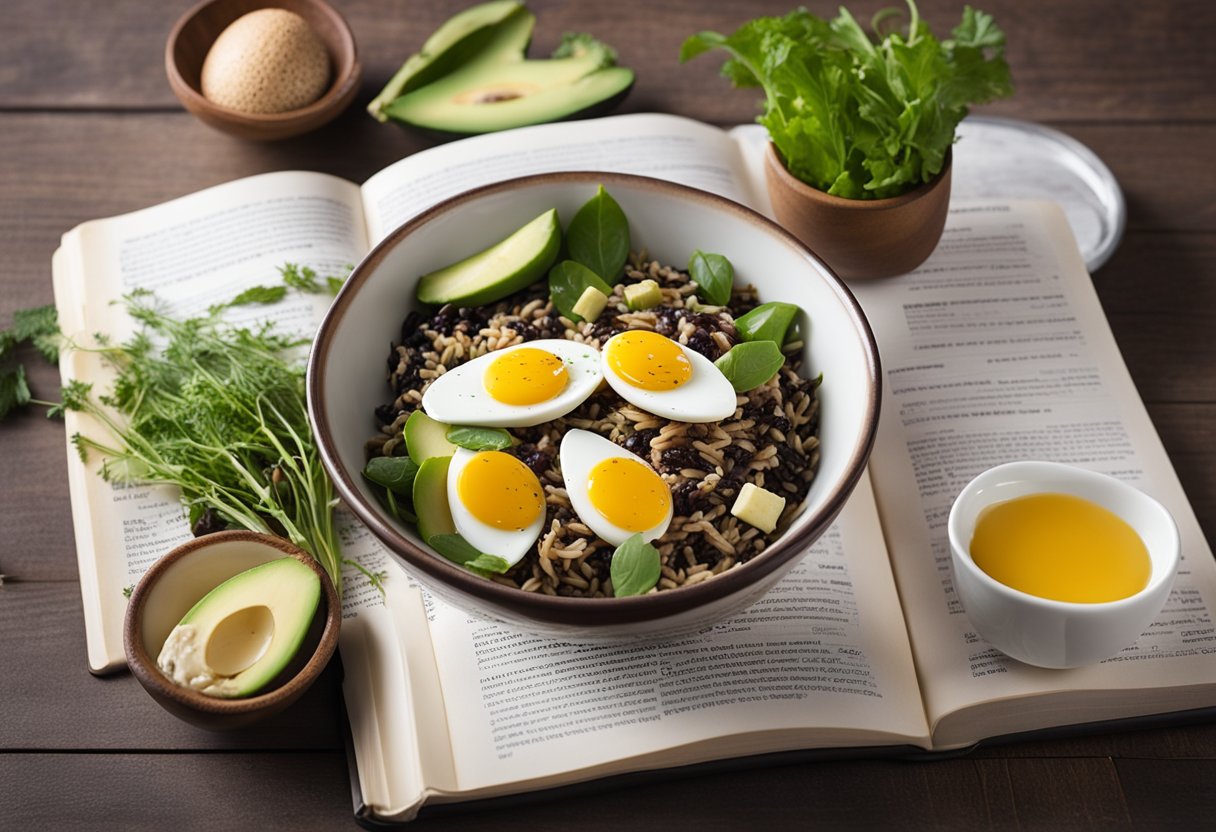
[{"x1": 3, "y1": 1, "x2": 1215, "y2": 827}]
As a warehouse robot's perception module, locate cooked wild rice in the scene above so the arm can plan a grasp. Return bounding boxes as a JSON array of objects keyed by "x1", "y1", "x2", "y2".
[{"x1": 369, "y1": 253, "x2": 820, "y2": 597}]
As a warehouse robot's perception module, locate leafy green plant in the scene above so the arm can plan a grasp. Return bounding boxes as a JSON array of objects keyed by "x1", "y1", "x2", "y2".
[
  {"x1": 714, "y1": 341, "x2": 786, "y2": 392},
  {"x1": 610, "y1": 533, "x2": 661, "y2": 597},
  {"x1": 0, "y1": 305, "x2": 61, "y2": 420},
  {"x1": 445, "y1": 425, "x2": 513, "y2": 451},
  {"x1": 687, "y1": 250, "x2": 734, "y2": 306},
  {"x1": 548, "y1": 260, "x2": 613, "y2": 322},
  {"x1": 58, "y1": 291, "x2": 350, "y2": 593},
  {"x1": 566, "y1": 185, "x2": 630, "y2": 281},
  {"x1": 681, "y1": 1, "x2": 1013, "y2": 199}
]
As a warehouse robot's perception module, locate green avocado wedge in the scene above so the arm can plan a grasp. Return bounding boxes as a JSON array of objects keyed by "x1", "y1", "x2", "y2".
[
  {"x1": 382, "y1": 9, "x2": 634, "y2": 135},
  {"x1": 413, "y1": 455, "x2": 456, "y2": 541},
  {"x1": 404, "y1": 411, "x2": 458, "y2": 463},
  {"x1": 416, "y1": 208, "x2": 561, "y2": 306},
  {"x1": 367, "y1": 1, "x2": 527, "y2": 122},
  {"x1": 156, "y1": 558, "x2": 321, "y2": 699}
]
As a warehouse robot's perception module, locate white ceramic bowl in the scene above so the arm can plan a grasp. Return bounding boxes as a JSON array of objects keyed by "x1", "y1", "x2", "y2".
[
  {"x1": 948, "y1": 461, "x2": 1179, "y2": 669},
  {"x1": 309, "y1": 172, "x2": 880, "y2": 639}
]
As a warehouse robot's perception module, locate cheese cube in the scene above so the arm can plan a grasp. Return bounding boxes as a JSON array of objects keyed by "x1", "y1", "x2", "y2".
[
  {"x1": 624, "y1": 279, "x2": 662, "y2": 311},
  {"x1": 572, "y1": 286, "x2": 609, "y2": 321},
  {"x1": 731, "y1": 483, "x2": 786, "y2": 533}
]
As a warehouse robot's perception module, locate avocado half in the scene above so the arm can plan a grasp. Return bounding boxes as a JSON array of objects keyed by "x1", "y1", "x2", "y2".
[{"x1": 381, "y1": 6, "x2": 634, "y2": 135}]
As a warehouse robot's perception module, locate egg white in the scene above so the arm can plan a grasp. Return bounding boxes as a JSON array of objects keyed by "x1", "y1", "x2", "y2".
[
  {"x1": 600, "y1": 332, "x2": 738, "y2": 424},
  {"x1": 446, "y1": 448, "x2": 547, "y2": 567},
  {"x1": 559, "y1": 429, "x2": 673, "y2": 547},
  {"x1": 422, "y1": 339, "x2": 603, "y2": 428}
]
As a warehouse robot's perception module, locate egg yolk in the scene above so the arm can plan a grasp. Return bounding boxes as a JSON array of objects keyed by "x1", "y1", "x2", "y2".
[
  {"x1": 483, "y1": 348, "x2": 569, "y2": 406},
  {"x1": 587, "y1": 457, "x2": 671, "y2": 532},
  {"x1": 605, "y1": 330, "x2": 692, "y2": 391},
  {"x1": 458, "y1": 451, "x2": 545, "y2": 531}
]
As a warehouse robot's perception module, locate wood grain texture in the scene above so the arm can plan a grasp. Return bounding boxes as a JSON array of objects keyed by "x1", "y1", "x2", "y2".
[
  {"x1": 0, "y1": 582, "x2": 345, "y2": 751},
  {"x1": 3, "y1": 1, "x2": 1216, "y2": 122}
]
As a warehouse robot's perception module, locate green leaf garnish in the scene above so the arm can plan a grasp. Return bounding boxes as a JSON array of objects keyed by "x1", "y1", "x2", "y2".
[
  {"x1": 735, "y1": 302, "x2": 800, "y2": 346},
  {"x1": 226, "y1": 285, "x2": 289, "y2": 308},
  {"x1": 687, "y1": 250, "x2": 734, "y2": 306},
  {"x1": 363, "y1": 455, "x2": 420, "y2": 495},
  {"x1": 446, "y1": 425, "x2": 512, "y2": 451},
  {"x1": 0, "y1": 364, "x2": 31, "y2": 420},
  {"x1": 714, "y1": 341, "x2": 785, "y2": 392},
  {"x1": 548, "y1": 260, "x2": 613, "y2": 322},
  {"x1": 681, "y1": 2, "x2": 1013, "y2": 199},
  {"x1": 566, "y1": 185, "x2": 630, "y2": 282},
  {"x1": 610, "y1": 533, "x2": 661, "y2": 597},
  {"x1": 428, "y1": 533, "x2": 510, "y2": 575}
]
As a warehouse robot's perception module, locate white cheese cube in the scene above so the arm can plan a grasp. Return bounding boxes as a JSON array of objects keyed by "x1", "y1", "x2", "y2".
[
  {"x1": 572, "y1": 286, "x2": 609, "y2": 321},
  {"x1": 731, "y1": 482, "x2": 786, "y2": 533}
]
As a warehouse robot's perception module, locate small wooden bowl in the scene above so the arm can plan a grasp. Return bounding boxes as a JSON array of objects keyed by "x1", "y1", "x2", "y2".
[
  {"x1": 166, "y1": 0, "x2": 361, "y2": 141},
  {"x1": 123, "y1": 530, "x2": 340, "y2": 731},
  {"x1": 764, "y1": 143, "x2": 952, "y2": 281}
]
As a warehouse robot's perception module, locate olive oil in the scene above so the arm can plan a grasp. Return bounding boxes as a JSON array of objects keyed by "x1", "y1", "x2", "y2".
[{"x1": 969, "y1": 493, "x2": 1151, "y2": 603}]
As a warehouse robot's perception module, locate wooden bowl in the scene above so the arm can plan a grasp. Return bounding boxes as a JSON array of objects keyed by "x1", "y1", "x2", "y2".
[
  {"x1": 764, "y1": 143, "x2": 952, "y2": 281},
  {"x1": 165, "y1": 0, "x2": 361, "y2": 141},
  {"x1": 123, "y1": 530, "x2": 340, "y2": 731}
]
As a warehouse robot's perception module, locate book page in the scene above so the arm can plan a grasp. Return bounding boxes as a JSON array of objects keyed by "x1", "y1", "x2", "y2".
[
  {"x1": 360, "y1": 114, "x2": 757, "y2": 245},
  {"x1": 53, "y1": 171, "x2": 368, "y2": 672},
  {"x1": 850, "y1": 201, "x2": 1216, "y2": 745},
  {"x1": 419, "y1": 478, "x2": 929, "y2": 795}
]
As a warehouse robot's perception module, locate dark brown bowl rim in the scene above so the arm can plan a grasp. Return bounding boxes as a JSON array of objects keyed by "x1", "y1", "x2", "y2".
[
  {"x1": 164, "y1": 0, "x2": 361, "y2": 125},
  {"x1": 308, "y1": 171, "x2": 882, "y2": 626},
  {"x1": 122, "y1": 530, "x2": 340, "y2": 715},
  {"x1": 766, "y1": 142, "x2": 953, "y2": 210}
]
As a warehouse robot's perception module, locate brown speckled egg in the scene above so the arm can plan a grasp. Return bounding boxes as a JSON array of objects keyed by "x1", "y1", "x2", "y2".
[{"x1": 200, "y1": 9, "x2": 331, "y2": 115}]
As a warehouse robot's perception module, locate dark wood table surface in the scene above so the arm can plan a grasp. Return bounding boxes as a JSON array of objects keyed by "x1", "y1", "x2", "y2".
[{"x1": 3, "y1": 0, "x2": 1215, "y2": 828}]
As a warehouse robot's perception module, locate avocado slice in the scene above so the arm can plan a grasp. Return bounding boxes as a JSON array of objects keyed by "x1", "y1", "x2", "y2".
[
  {"x1": 413, "y1": 455, "x2": 456, "y2": 541},
  {"x1": 383, "y1": 11, "x2": 634, "y2": 135},
  {"x1": 416, "y1": 208, "x2": 561, "y2": 306},
  {"x1": 368, "y1": 1, "x2": 528, "y2": 122},
  {"x1": 404, "y1": 410, "x2": 458, "y2": 463},
  {"x1": 156, "y1": 557, "x2": 321, "y2": 699}
]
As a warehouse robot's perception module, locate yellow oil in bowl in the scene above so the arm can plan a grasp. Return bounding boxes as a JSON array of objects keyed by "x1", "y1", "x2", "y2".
[{"x1": 969, "y1": 493, "x2": 1151, "y2": 603}]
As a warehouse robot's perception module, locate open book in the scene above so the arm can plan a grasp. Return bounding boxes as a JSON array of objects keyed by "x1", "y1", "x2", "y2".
[{"x1": 52, "y1": 114, "x2": 1216, "y2": 822}]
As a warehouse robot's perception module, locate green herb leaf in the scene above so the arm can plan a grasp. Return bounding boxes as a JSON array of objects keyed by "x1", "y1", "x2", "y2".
[
  {"x1": 0, "y1": 364, "x2": 31, "y2": 420},
  {"x1": 279, "y1": 263, "x2": 323, "y2": 293},
  {"x1": 610, "y1": 533, "x2": 661, "y2": 597},
  {"x1": 687, "y1": 250, "x2": 734, "y2": 306},
  {"x1": 227, "y1": 285, "x2": 288, "y2": 308},
  {"x1": 428, "y1": 533, "x2": 510, "y2": 575},
  {"x1": 548, "y1": 260, "x2": 613, "y2": 322},
  {"x1": 446, "y1": 425, "x2": 512, "y2": 451},
  {"x1": 683, "y1": 2, "x2": 1013, "y2": 199},
  {"x1": 735, "y1": 302, "x2": 800, "y2": 346},
  {"x1": 11, "y1": 305, "x2": 61, "y2": 363},
  {"x1": 326, "y1": 276, "x2": 346, "y2": 296},
  {"x1": 383, "y1": 487, "x2": 417, "y2": 524},
  {"x1": 566, "y1": 185, "x2": 630, "y2": 281},
  {"x1": 714, "y1": 341, "x2": 785, "y2": 392},
  {"x1": 552, "y1": 32, "x2": 618, "y2": 69},
  {"x1": 363, "y1": 455, "x2": 420, "y2": 495}
]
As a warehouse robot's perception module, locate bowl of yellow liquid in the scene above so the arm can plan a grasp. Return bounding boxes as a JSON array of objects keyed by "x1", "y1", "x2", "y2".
[{"x1": 947, "y1": 461, "x2": 1179, "y2": 668}]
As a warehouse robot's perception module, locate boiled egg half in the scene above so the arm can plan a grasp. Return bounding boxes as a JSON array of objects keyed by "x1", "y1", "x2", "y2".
[
  {"x1": 447, "y1": 448, "x2": 547, "y2": 567},
  {"x1": 560, "y1": 429, "x2": 673, "y2": 546},
  {"x1": 600, "y1": 330, "x2": 737, "y2": 423},
  {"x1": 422, "y1": 339, "x2": 602, "y2": 427}
]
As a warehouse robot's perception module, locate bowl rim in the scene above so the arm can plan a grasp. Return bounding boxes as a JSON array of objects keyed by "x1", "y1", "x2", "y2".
[
  {"x1": 946, "y1": 460, "x2": 1181, "y2": 612},
  {"x1": 122, "y1": 529, "x2": 341, "y2": 715},
  {"x1": 308, "y1": 171, "x2": 882, "y2": 625},
  {"x1": 164, "y1": 0, "x2": 361, "y2": 126}
]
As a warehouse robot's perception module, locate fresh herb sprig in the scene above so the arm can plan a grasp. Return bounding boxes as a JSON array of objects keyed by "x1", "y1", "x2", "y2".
[
  {"x1": 59, "y1": 291, "x2": 347, "y2": 593},
  {"x1": 682, "y1": 1, "x2": 1013, "y2": 199},
  {"x1": 0, "y1": 305, "x2": 61, "y2": 419}
]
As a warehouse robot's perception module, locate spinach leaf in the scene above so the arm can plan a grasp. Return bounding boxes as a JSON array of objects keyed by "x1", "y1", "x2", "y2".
[
  {"x1": 610, "y1": 534, "x2": 661, "y2": 597},
  {"x1": 429, "y1": 533, "x2": 510, "y2": 575},
  {"x1": 735, "y1": 302, "x2": 800, "y2": 346},
  {"x1": 687, "y1": 250, "x2": 734, "y2": 306},
  {"x1": 681, "y1": 3, "x2": 1012, "y2": 199},
  {"x1": 567, "y1": 185, "x2": 630, "y2": 281},
  {"x1": 714, "y1": 341, "x2": 785, "y2": 392},
  {"x1": 446, "y1": 425, "x2": 512, "y2": 451},
  {"x1": 363, "y1": 455, "x2": 420, "y2": 495},
  {"x1": 548, "y1": 260, "x2": 613, "y2": 322},
  {"x1": 383, "y1": 486, "x2": 417, "y2": 524}
]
